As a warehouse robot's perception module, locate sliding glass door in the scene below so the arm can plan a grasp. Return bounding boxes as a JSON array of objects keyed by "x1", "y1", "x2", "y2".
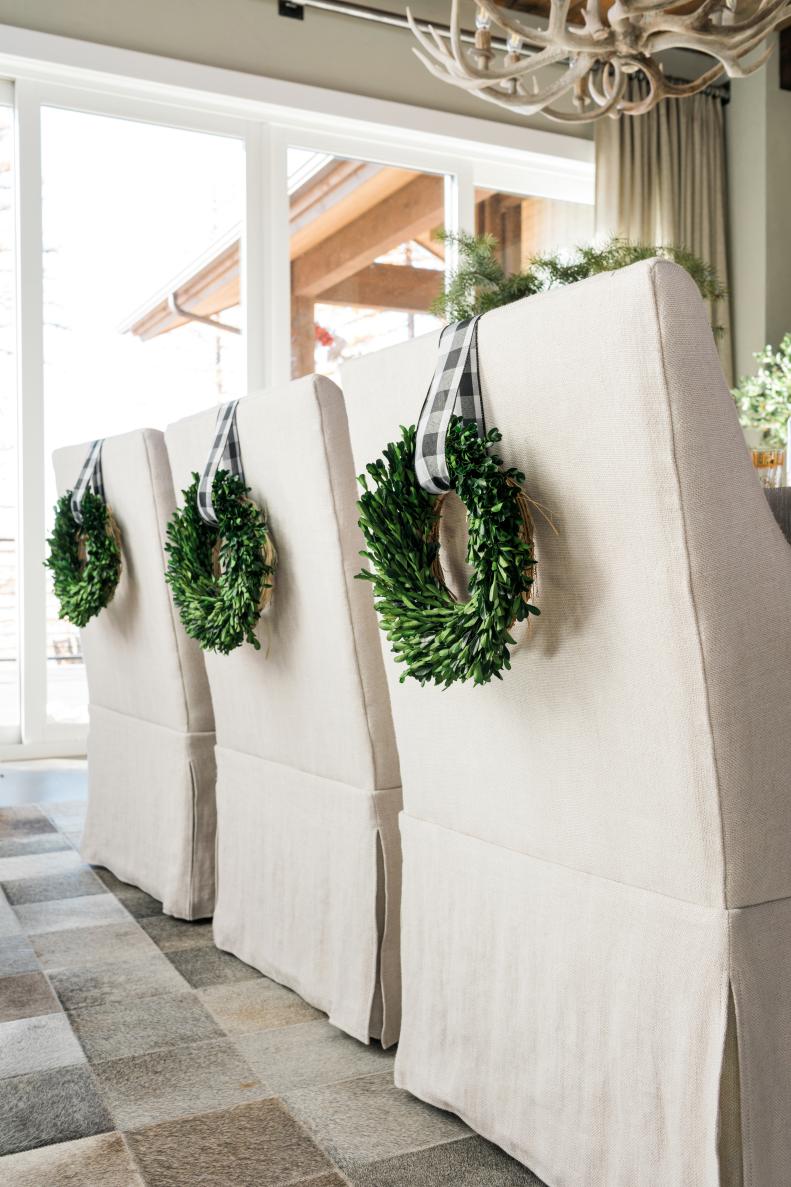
[
  {"x1": 6, "y1": 81, "x2": 260, "y2": 755},
  {"x1": 40, "y1": 106, "x2": 245, "y2": 726}
]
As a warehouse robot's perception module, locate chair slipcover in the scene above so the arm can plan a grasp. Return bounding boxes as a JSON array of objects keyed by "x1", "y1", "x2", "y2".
[
  {"x1": 342, "y1": 260, "x2": 791, "y2": 1186},
  {"x1": 53, "y1": 430, "x2": 216, "y2": 920},
  {"x1": 165, "y1": 375, "x2": 402, "y2": 1046}
]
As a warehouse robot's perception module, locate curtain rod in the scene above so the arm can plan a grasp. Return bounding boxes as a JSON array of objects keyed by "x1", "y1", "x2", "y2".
[{"x1": 280, "y1": 0, "x2": 731, "y2": 103}]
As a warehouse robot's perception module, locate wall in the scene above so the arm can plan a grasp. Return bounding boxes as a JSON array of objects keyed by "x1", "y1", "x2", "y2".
[
  {"x1": 0, "y1": 0, "x2": 591, "y2": 140},
  {"x1": 727, "y1": 46, "x2": 791, "y2": 380}
]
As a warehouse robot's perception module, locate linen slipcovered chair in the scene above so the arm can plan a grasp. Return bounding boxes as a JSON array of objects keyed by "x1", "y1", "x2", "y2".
[
  {"x1": 53, "y1": 430, "x2": 217, "y2": 920},
  {"x1": 342, "y1": 259, "x2": 791, "y2": 1186},
  {"x1": 165, "y1": 375, "x2": 402, "y2": 1047}
]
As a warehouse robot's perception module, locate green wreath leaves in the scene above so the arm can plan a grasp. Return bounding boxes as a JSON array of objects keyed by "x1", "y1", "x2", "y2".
[
  {"x1": 165, "y1": 470, "x2": 276, "y2": 655},
  {"x1": 46, "y1": 490, "x2": 122, "y2": 629},
  {"x1": 357, "y1": 418, "x2": 539, "y2": 687}
]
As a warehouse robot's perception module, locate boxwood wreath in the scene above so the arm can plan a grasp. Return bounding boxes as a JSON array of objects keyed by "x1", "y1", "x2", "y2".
[
  {"x1": 357, "y1": 417, "x2": 539, "y2": 687},
  {"x1": 165, "y1": 470, "x2": 276, "y2": 655},
  {"x1": 46, "y1": 490, "x2": 122, "y2": 629}
]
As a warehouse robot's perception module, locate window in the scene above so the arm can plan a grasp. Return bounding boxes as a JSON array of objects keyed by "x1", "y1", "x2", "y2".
[
  {"x1": 40, "y1": 107, "x2": 245, "y2": 725},
  {"x1": 0, "y1": 46, "x2": 592, "y2": 756},
  {"x1": 0, "y1": 101, "x2": 16, "y2": 738},
  {"x1": 288, "y1": 150, "x2": 446, "y2": 380},
  {"x1": 475, "y1": 187, "x2": 594, "y2": 268}
]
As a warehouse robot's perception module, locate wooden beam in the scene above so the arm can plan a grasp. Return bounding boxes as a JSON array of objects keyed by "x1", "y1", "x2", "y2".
[
  {"x1": 317, "y1": 263, "x2": 443, "y2": 313},
  {"x1": 781, "y1": 26, "x2": 791, "y2": 91},
  {"x1": 292, "y1": 174, "x2": 445, "y2": 298}
]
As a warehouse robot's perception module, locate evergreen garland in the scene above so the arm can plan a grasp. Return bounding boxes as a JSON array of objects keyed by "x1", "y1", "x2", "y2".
[
  {"x1": 165, "y1": 470, "x2": 275, "y2": 655},
  {"x1": 46, "y1": 490, "x2": 122, "y2": 629},
  {"x1": 433, "y1": 232, "x2": 726, "y2": 336},
  {"x1": 357, "y1": 418, "x2": 538, "y2": 687}
]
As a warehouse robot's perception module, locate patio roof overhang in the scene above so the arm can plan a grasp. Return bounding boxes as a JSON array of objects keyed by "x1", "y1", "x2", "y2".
[{"x1": 121, "y1": 160, "x2": 448, "y2": 343}]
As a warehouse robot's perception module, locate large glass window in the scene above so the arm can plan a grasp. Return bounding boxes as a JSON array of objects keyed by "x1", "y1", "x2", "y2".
[
  {"x1": 41, "y1": 108, "x2": 245, "y2": 724},
  {"x1": 0, "y1": 70, "x2": 593, "y2": 755},
  {"x1": 475, "y1": 187, "x2": 594, "y2": 267},
  {"x1": 288, "y1": 149, "x2": 446, "y2": 380},
  {"x1": 0, "y1": 103, "x2": 17, "y2": 736}
]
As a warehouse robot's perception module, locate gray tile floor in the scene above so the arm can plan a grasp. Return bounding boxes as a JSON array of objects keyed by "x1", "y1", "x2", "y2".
[{"x1": 0, "y1": 800, "x2": 545, "y2": 1186}]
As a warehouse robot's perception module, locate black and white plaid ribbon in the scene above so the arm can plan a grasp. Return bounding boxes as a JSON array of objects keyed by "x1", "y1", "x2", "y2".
[
  {"x1": 70, "y1": 439, "x2": 105, "y2": 526},
  {"x1": 197, "y1": 400, "x2": 243, "y2": 526},
  {"x1": 415, "y1": 316, "x2": 484, "y2": 494}
]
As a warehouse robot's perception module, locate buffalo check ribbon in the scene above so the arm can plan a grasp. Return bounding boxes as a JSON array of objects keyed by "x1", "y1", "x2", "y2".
[
  {"x1": 70, "y1": 439, "x2": 106, "y2": 526},
  {"x1": 415, "y1": 316, "x2": 484, "y2": 494},
  {"x1": 197, "y1": 399, "x2": 244, "y2": 526}
]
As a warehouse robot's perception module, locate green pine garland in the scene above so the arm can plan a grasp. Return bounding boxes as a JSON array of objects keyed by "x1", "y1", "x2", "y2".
[
  {"x1": 357, "y1": 418, "x2": 539, "y2": 687},
  {"x1": 432, "y1": 232, "x2": 727, "y2": 337},
  {"x1": 165, "y1": 470, "x2": 275, "y2": 655},
  {"x1": 46, "y1": 490, "x2": 122, "y2": 629}
]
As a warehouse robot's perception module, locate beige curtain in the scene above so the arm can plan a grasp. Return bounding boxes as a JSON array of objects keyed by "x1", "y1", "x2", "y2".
[{"x1": 596, "y1": 87, "x2": 733, "y2": 383}]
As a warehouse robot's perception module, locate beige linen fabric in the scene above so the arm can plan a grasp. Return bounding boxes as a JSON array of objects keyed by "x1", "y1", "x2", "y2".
[
  {"x1": 399, "y1": 815, "x2": 730, "y2": 1187},
  {"x1": 342, "y1": 260, "x2": 791, "y2": 1183},
  {"x1": 595, "y1": 85, "x2": 733, "y2": 382},
  {"x1": 53, "y1": 430, "x2": 216, "y2": 919},
  {"x1": 765, "y1": 486, "x2": 791, "y2": 545},
  {"x1": 165, "y1": 375, "x2": 402, "y2": 1044},
  {"x1": 212, "y1": 747, "x2": 401, "y2": 1045}
]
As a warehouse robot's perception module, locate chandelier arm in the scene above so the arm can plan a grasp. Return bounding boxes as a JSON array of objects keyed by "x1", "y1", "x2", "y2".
[
  {"x1": 474, "y1": 0, "x2": 555, "y2": 48},
  {"x1": 510, "y1": 54, "x2": 594, "y2": 104},
  {"x1": 408, "y1": 9, "x2": 573, "y2": 84},
  {"x1": 449, "y1": 0, "x2": 471, "y2": 74},
  {"x1": 586, "y1": 60, "x2": 627, "y2": 106},
  {"x1": 720, "y1": 42, "x2": 776, "y2": 76},
  {"x1": 549, "y1": 0, "x2": 574, "y2": 40},
  {"x1": 621, "y1": 0, "x2": 696, "y2": 11},
  {"x1": 444, "y1": 54, "x2": 593, "y2": 111},
  {"x1": 647, "y1": 0, "x2": 788, "y2": 38},
  {"x1": 647, "y1": 23, "x2": 779, "y2": 61},
  {"x1": 580, "y1": 0, "x2": 608, "y2": 40},
  {"x1": 623, "y1": 56, "x2": 725, "y2": 108},
  {"x1": 407, "y1": 13, "x2": 455, "y2": 63},
  {"x1": 474, "y1": 0, "x2": 616, "y2": 55},
  {"x1": 645, "y1": 34, "x2": 773, "y2": 79},
  {"x1": 725, "y1": 4, "x2": 791, "y2": 44},
  {"x1": 690, "y1": 0, "x2": 728, "y2": 27},
  {"x1": 542, "y1": 73, "x2": 628, "y2": 121},
  {"x1": 418, "y1": 47, "x2": 572, "y2": 89},
  {"x1": 413, "y1": 36, "x2": 569, "y2": 85},
  {"x1": 458, "y1": 45, "x2": 571, "y2": 82},
  {"x1": 652, "y1": 63, "x2": 727, "y2": 96},
  {"x1": 640, "y1": 0, "x2": 721, "y2": 29}
]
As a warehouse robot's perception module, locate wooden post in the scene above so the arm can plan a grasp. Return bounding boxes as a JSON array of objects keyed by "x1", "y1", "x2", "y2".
[{"x1": 291, "y1": 291, "x2": 315, "y2": 379}]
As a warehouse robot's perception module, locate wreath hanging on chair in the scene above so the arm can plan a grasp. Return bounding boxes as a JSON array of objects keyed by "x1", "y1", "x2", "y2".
[
  {"x1": 165, "y1": 469, "x2": 276, "y2": 656},
  {"x1": 358, "y1": 420, "x2": 538, "y2": 688},
  {"x1": 46, "y1": 442, "x2": 122, "y2": 629}
]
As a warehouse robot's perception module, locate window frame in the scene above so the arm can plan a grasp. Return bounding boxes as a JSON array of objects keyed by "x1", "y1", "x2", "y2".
[{"x1": 0, "y1": 25, "x2": 593, "y2": 759}]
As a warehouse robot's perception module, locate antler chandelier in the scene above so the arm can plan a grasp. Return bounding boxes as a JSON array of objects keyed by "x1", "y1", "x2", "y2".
[{"x1": 407, "y1": 0, "x2": 791, "y2": 121}]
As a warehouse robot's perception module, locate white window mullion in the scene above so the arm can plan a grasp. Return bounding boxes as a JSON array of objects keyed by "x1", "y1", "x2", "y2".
[
  {"x1": 265, "y1": 127, "x2": 291, "y2": 388},
  {"x1": 454, "y1": 161, "x2": 476, "y2": 238},
  {"x1": 241, "y1": 121, "x2": 267, "y2": 393},
  {"x1": 14, "y1": 80, "x2": 47, "y2": 746},
  {"x1": 442, "y1": 161, "x2": 475, "y2": 301},
  {"x1": 241, "y1": 122, "x2": 290, "y2": 392}
]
